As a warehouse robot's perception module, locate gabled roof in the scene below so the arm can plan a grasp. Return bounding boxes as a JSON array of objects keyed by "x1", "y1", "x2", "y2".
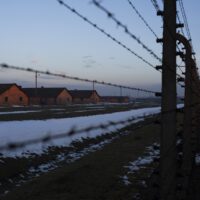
[
  {"x1": 69, "y1": 90, "x2": 99, "y2": 99},
  {"x1": 23, "y1": 88, "x2": 68, "y2": 98},
  {"x1": 0, "y1": 83, "x2": 22, "y2": 94}
]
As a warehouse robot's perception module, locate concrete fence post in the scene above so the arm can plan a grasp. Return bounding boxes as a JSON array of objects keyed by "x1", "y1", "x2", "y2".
[
  {"x1": 160, "y1": 0, "x2": 177, "y2": 199},
  {"x1": 176, "y1": 33, "x2": 193, "y2": 178}
]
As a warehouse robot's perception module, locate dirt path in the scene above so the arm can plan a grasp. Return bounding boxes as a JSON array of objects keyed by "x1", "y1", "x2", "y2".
[{"x1": 3, "y1": 120, "x2": 160, "y2": 200}]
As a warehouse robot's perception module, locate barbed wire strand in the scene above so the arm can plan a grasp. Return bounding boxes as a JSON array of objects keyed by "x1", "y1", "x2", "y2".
[
  {"x1": 0, "y1": 115, "x2": 157, "y2": 151},
  {"x1": 150, "y1": 0, "x2": 160, "y2": 12},
  {"x1": 56, "y1": 0, "x2": 185, "y2": 88},
  {"x1": 159, "y1": 0, "x2": 197, "y2": 64},
  {"x1": 177, "y1": 12, "x2": 185, "y2": 37},
  {"x1": 1, "y1": 101, "x2": 200, "y2": 152},
  {"x1": 56, "y1": 0, "x2": 159, "y2": 72},
  {"x1": 126, "y1": 0, "x2": 159, "y2": 39},
  {"x1": 161, "y1": 0, "x2": 185, "y2": 37},
  {"x1": 178, "y1": 0, "x2": 196, "y2": 61},
  {"x1": 92, "y1": 0, "x2": 186, "y2": 88},
  {"x1": 149, "y1": 0, "x2": 183, "y2": 53},
  {"x1": 0, "y1": 63, "x2": 158, "y2": 94},
  {"x1": 149, "y1": 0, "x2": 199, "y2": 93},
  {"x1": 98, "y1": 0, "x2": 187, "y2": 90},
  {"x1": 92, "y1": 0, "x2": 162, "y2": 63},
  {"x1": 128, "y1": 0, "x2": 185, "y2": 82}
]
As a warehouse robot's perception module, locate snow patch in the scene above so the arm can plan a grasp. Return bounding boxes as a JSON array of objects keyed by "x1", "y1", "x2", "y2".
[
  {"x1": 28, "y1": 136, "x2": 117, "y2": 175},
  {"x1": 120, "y1": 143, "x2": 160, "y2": 186},
  {"x1": 121, "y1": 175, "x2": 131, "y2": 186},
  {"x1": 0, "y1": 107, "x2": 161, "y2": 157},
  {"x1": 1, "y1": 136, "x2": 118, "y2": 195}
]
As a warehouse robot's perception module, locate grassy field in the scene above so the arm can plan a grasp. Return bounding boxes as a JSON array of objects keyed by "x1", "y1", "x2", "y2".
[{"x1": 2, "y1": 116, "x2": 161, "y2": 200}]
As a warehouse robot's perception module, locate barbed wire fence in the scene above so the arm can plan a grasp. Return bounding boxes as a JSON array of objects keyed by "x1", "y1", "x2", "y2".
[
  {"x1": 0, "y1": 0, "x2": 199, "y2": 199},
  {"x1": 0, "y1": 63, "x2": 158, "y2": 95}
]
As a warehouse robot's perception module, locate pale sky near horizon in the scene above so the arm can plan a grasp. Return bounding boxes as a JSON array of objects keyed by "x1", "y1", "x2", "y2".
[{"x1": 0, "y1": 0, "x2": 199, "y2": 96}]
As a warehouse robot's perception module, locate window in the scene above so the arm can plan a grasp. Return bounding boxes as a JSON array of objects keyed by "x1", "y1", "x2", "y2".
[
  {"x1": 19, "y1": 97, "x2": 23, "y2": 102},
  {"x1": 4, "y1": 97, "x2": 8, "y2": 102}
]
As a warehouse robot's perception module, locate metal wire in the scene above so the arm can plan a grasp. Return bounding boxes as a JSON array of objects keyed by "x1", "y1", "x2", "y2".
[
  {"x1": 0, "y1": 2, "x2": 199, "y2": 198},
  {"x1": 149, "y1": 0, "x2": 198, "y2": 92},
  {"x1": 0, "y1": 102, "x2": 199, "y2": 152},
  {"x1": 150, "y1": 0, "x2": 160, "y2": 12},
  {"x1": 56, "y1": 0, "x2": 161, "y2": 72},
  {"x1": 177, "y1": 11, "x2": 185, "y2": 36},
  {"x1": 92, "y1": 0, "x2": 188, "y2": 90},
  {"x1": 0, "y1": 63, "x2": 158, "y2": 94},
  {"x1": 150, "y1": 0, "x2": 184, "y2": 59},
  {"x1": 92, "y1": 0, "x2": 162, "y2": 63},
  {"x1": 178, "y1": 0, "x2": 191, "y2": 41},
  {"x1": 126, "y1": 0, "x2": 159, "y2": 39},
  {"x1": 56, "y1": 0, "x2": 185, "y2": 86},
  {"x1": 0, "y1": 115, "x2": 157, "y2": 151},
  {"x1": 178, "y1": 0, "x2": 196, "y2": 61}
]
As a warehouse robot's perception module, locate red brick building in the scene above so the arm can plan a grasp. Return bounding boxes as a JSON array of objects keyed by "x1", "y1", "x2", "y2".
[
  {"x1": 69, "y1": 90, "x2": 100, "y2": 104},
  {"x1": 23, "y1": 87, "x2": 72, "y2": 105},
  {"x1": 0, "y1": 84, "x2": 29, "y2": 106}
]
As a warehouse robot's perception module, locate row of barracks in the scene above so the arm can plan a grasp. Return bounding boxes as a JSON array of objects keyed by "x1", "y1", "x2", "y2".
[{"x1": 0, "y1": 83, "x2": 130, "y2": 106}]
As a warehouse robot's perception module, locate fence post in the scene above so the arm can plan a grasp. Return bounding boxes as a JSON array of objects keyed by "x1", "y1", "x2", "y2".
[
  {"x1": 160, "y1": 0, "x2": 177, "y2": 199},
  {"x1": 196, "y1": 76, "x2": 200, "y2": 153},
  {"x1": 191, "y1": 62, "x2": 199, "y2": 155},
  {"x1": 194, "y1": 67, "x2": 200, "y2": 153},
  {"x1": 176, "y1": 33, "x2": 194, "y2": 197}
]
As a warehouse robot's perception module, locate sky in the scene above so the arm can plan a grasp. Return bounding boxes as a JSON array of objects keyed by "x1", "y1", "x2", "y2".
[{"x1": 0, "y1": 0, "x2": 199, "y2": 96}]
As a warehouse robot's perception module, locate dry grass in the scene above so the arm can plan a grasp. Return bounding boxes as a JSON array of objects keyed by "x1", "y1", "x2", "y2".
[{"x1": 2, "y1": 117, "x2": 160, "y2": 200}]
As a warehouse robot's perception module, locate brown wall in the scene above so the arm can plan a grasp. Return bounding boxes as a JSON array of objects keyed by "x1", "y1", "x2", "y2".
[
  {"x1": 90, "y1": 92, "x2": 100, "y2": 103},
  {"x1": 72, "y1": 92, "x2": 100, "y2": 104},
  {"x1": 72, "y1": 98, "x2": 83, "y2": 103},
  {"x1": 29, "y1": 97, "x2": 40, "y2": 105},
  {"x1": 56, "y1": 90, "x2": 72, "y2": 105},
  {"x1": 29, "y1": 90, "x2": 72, "y2": 105},
  {"x1": 29, "y1": 97, "x2": 56, "y2": 105},
  {"x1": 0, "y1": 85, "x2": 29, "y2": 106},
  {"x1": 42, "y1": 97, "x2": 55, "y2": 105}
]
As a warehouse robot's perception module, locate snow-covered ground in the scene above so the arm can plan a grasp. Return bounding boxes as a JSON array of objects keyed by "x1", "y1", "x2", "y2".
[
  {"x1": 74, "y1": 108, "x2": 105, "y2": 112},
  {"x1": 0, "y1": 107, "x2": 162, "y2": 157},
  {"x1": 0, "y1": 110, "x2": 43, "y2": 115},
  {"x1": 0, "y1": 108, "x2": 69, "y2": 115}
]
